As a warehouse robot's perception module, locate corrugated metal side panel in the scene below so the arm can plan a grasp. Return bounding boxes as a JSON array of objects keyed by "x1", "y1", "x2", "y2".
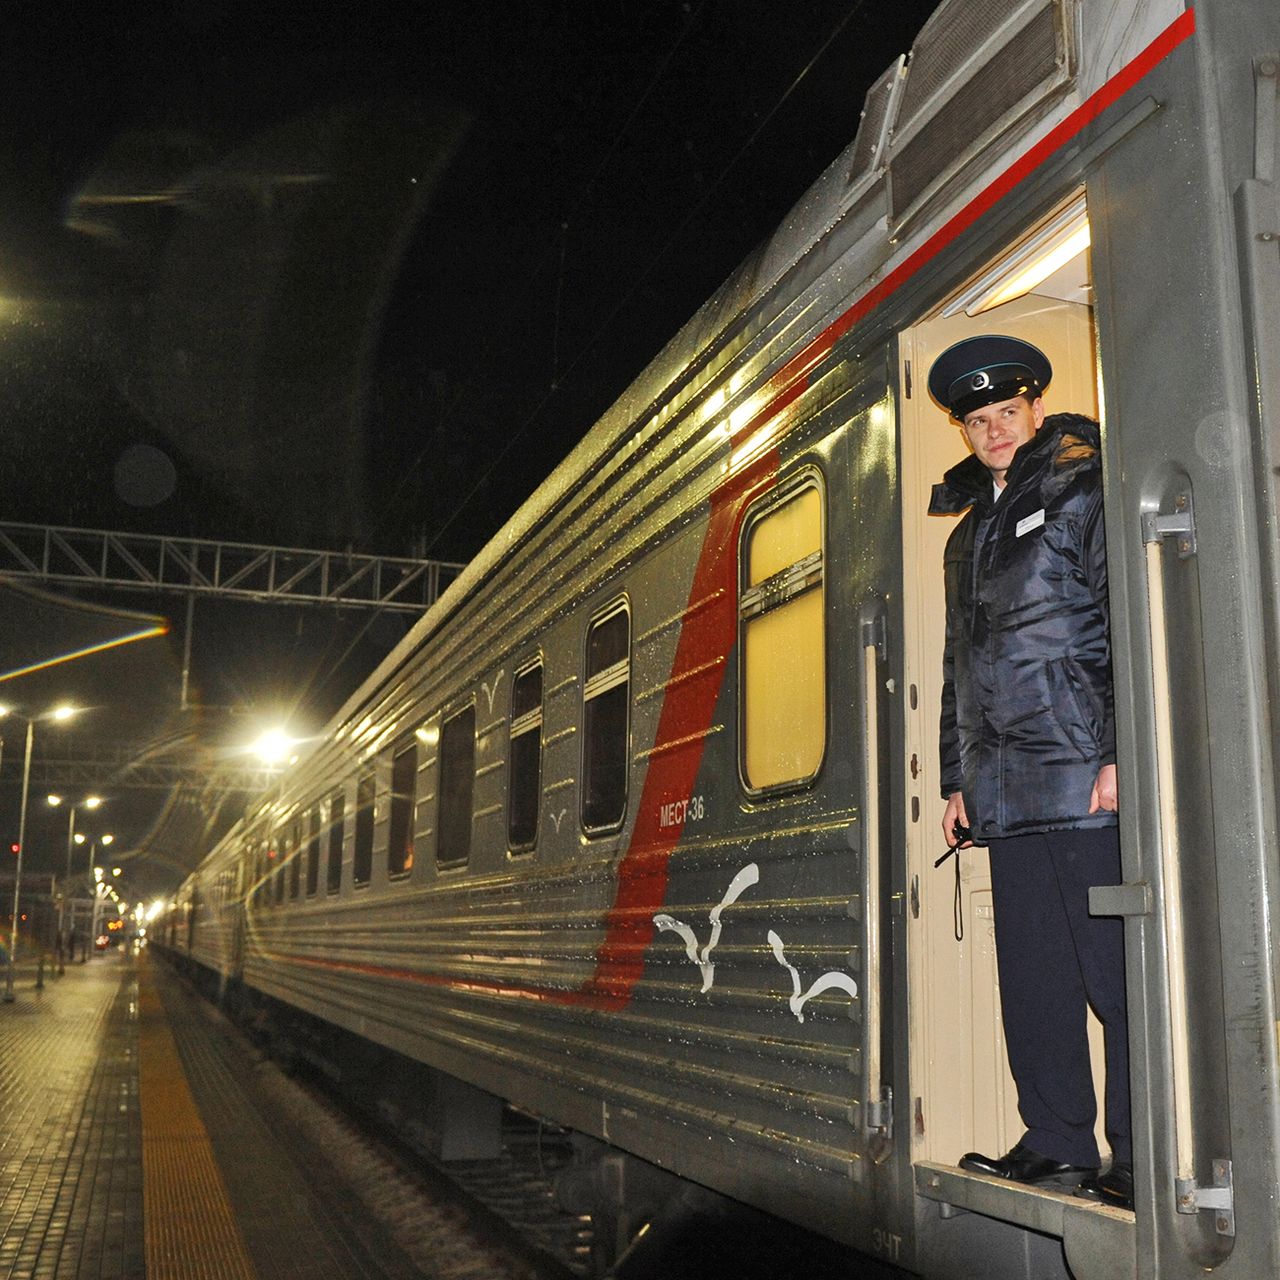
[{"x1": 238, "y1": 828, "x2": 860, "y2": 1177}]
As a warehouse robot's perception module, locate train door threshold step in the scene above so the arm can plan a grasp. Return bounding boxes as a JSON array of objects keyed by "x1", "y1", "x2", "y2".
[{"x1": 914, "y1": 1161, "x2": 1136, "y2": 1280}]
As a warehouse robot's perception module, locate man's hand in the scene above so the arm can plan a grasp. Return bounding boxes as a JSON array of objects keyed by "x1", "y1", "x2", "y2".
[
  {"x1": 943, "y1": 791, "x2": 972, "y2": 848},
  {"x1": 1089, "y1": 763, "x2": 1118, "y2": 814}
]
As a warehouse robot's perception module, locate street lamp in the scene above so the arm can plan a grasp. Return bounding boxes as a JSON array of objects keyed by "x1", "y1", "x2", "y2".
[
  {"x1": 88, "y1": 835, "x2": 115, "y2": 945},
  {"x1": 48, "y1": 794, "x2": 102, "y2": 885},
  {"x1": 48, "y1": 795, "x2": 102, "y2": 971},
  {"x1": 2, "y1": 705, "x2": 79, "y2": 1003}
]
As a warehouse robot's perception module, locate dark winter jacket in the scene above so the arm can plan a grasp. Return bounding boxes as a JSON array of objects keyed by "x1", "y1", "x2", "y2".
[{"x1": 931, "y1": 413, "x2": 1116, "y2": 841}]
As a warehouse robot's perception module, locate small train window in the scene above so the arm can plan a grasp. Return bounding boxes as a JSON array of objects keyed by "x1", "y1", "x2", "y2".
[
  {"x1": 305, "y1": 806, "x2": 321, "y2": 895},
  {"x1": 288, "y1": 818, "x2": 302, "y2": 900},
  {"x1": 388, "y1": 740, "x2": 417, "y2": 877},
  {"x1": 273, "y1": 836, "x2": 285, "y2": 905},
  {"x1": 582, "y1": 600, "x2": 630, "y2": 833},
  {"x1": 327, "y1": 790, "x2": 345, "y2": 893},
  {"x1": 437, "y1": 703, "x2": 476, "y2": 868},
  {"x1": 739, "y1": 477, "x2": 826, "y2": 792},
  {"x1": 353, "y1": 772, "x2": 376, "y2": 886},
  {"x1": 508, "y1": 659, "x2": 543, "y2": 851}
]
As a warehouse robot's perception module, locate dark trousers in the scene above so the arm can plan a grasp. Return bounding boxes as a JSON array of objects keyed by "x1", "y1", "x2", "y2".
[{"x1": 988, "y1": 827, "x2": 1131, "y2": 1169}]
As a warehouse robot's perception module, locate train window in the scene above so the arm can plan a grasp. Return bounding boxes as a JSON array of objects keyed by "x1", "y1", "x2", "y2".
[
  {"x1": 437, "y1": 703, "x2": 475, "y2": 868},
  {"x1": 305, "y1": 806, "x2": 321, "y2": 895},
  {"x1": 288, "y1": 819, "x2": 301, "y2": 900},
  {"x1": 353, "y1": 772, "x2": 376, "y2": 886},
  {"x1": 273, "y1": 835, "x2": 285, "y2": 905},
  {"x1": 327, "y1": 790, "x2": 345, "y2": 893},
  {"x1": 739, "y1": 478, "x2": 826, "y2": 792},
  {"x1": 582, "y1": 600, "x2": 630, "y2": 833},
  {"x1": 388, "y1": 740, "x2": 417, "y2": 877},
  {"x1": 508, "y1": 659, "x2": 543, "y2": 851}
]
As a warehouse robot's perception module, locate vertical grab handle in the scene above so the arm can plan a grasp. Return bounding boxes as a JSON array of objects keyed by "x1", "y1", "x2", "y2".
[
  {"x1": 1142, "y1": 507, "x2": 1195, "y2": 1186},
  {"x1": 862, "y1": 613, "x2": 890, "y2": 1142}
]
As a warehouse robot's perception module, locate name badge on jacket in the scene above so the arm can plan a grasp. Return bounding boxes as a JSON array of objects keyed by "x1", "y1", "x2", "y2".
[{"x1": 1016, "y1": 509, "x2": 1046, "y2": 537}]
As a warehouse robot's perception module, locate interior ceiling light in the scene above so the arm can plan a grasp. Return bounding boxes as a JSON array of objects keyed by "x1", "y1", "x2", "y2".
[{"x1": 942, "y1": 194, "x2": 1089, "y2": 318}]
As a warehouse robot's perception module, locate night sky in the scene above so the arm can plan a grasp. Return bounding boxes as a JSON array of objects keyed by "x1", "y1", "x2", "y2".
[{"x1": 0, "y1": 0, "x2": 939, "y2": 894}]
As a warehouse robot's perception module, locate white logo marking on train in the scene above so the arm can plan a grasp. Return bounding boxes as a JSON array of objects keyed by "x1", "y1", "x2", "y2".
[
  {"x1": 766, "y1": 931, "x2": 859, "y2": 1023},
  {"x1": 482, "y1": 670, "x2": 505, "y2": 713},
  {"x1": 653, "y1": 862, "x2": 759, "y2": 992},
  {"x1": 659, "y1": 794, "x2": 705, "y2": 828},
  {"x1": 548, "y1": 808, "x2": 567, "y2": 832}
]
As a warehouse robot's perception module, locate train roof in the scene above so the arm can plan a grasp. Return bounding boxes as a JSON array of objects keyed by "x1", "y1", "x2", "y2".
[{"x1": 282, "y1": 0, "x2": 1184, "y2": 792}]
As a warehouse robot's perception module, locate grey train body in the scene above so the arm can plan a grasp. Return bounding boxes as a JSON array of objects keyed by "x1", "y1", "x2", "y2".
[{"x1": 162, "y1": 1, "x2": 1280, "y2": 1277}]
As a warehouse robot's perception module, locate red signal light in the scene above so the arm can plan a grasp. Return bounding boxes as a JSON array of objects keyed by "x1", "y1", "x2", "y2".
[{"x1": 9, "y1": 844, "x2": 16, "y2": 853}]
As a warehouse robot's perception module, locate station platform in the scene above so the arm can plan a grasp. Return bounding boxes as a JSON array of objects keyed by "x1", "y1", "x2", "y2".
[{"x1": 0, "y1": 948, "x2": 539, "y2": 1280}]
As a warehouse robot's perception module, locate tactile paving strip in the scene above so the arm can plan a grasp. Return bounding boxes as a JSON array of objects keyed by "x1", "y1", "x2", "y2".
[{"x1": 137, "y1": 954, "x2": 257, "y2": 1280}]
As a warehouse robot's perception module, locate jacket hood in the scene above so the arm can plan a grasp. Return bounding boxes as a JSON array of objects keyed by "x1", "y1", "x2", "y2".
[{"x1": 928, "y1": 413, "x2": 1100, "y2": 515}]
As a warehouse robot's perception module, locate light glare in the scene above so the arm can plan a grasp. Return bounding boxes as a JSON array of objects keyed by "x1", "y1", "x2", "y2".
[{"x1": 253, "y1": 729, "x2": 294, "y2": 764}]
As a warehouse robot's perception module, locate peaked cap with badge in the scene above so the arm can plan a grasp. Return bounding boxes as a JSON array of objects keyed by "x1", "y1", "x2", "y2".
[{"x1": 927, "y1": 334, "x2": 1053, "y2": 421}]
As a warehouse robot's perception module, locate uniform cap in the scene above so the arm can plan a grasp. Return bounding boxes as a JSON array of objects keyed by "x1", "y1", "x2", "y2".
[{"x1": 927, "y1": 335, "x2": 1052, "y2": 420}]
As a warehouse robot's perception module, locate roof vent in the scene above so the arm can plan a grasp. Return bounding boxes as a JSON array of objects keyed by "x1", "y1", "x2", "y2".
[
  {"x1": 886, "y1": 0, "x2": 1073, "y2": 231},
  {"x1": 845, "y1": 56, "x2": 906, "y2": 197}
]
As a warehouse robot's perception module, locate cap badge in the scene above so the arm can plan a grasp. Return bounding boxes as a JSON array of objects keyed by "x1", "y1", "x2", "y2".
[{"x1": 970, "y1": 371, "x2": 991, "y2": 390}]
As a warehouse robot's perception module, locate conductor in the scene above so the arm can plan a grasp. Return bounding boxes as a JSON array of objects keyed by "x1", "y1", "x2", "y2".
[{"x1": 928, "y1": 335, "x2": 1132, "y2": 1212}]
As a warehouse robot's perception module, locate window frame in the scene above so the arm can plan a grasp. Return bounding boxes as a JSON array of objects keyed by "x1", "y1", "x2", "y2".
[
  {"x1": 436, "y1": 700, "x2": 477, "y2": 871},
  {"x1": 326, "y1": 788, "x2": 345, "y2": 894},
  {"x1": 580, "y1": 596, "x2": 631, "y2": 836},
  {"x1": 736, "y1": 468, "x2": 829, "y2": 799},
  {"x1": 288, "y1": 817, "x2": 302, "y2": 900},
  {"x1": 272, "y1": 832, "x2": 285, "y2": 905},
  {"x1": 352, "y1": 770, "x2": 376, "y2": 888},
  {"x1": 305, "y1": 805, "x2": 321, "y2": 896},
  {"x1": 507, "y1": 655, "x2": 544, "y2": 855},
  {"x1": 387, "y1": 737, "x2": 418, "y2": 879}
]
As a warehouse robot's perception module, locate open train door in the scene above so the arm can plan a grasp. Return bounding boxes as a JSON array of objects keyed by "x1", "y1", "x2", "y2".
[{"x1": 896, "y1": 200, "x2": 1113, "y2": 1250}]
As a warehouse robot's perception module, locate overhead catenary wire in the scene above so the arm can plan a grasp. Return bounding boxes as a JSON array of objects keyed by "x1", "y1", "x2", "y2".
[
  {"x1": 366, "y1": 1, "x2": 712, "y2": 545},
  {"x1": 419, "y1": 0, "x2": 871, "y2": 557}
]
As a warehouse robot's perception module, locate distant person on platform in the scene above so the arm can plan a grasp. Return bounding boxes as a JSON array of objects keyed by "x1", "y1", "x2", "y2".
[{"x1": 928, "y1": 334, "x2": 1133, "y2": 1212}]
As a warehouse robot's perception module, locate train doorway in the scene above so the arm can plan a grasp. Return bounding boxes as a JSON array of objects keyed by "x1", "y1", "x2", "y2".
[{"x1": 897, "y1": 197, "x2": 1107, "y2": 1174}]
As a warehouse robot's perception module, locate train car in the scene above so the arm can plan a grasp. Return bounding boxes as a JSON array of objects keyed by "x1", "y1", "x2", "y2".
[{"x1": 164, "y1": 0, "x2": 1280, "y2": 1275}]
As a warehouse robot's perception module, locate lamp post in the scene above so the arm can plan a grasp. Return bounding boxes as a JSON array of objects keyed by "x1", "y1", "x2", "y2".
[
  {"x1": 88, "y1": 835, "x2": 114, "y2": 950},
  {"x1": 3, "y1": 705, "x2": 78, "y2": 1003},
  {"x1": 48, "y1": 794, "x2": 101, "y2": 972}
]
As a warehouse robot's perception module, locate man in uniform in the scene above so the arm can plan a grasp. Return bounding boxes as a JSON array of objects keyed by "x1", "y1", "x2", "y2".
[{"x1": 928, "y1": 334, "x2": 1132, "y2": 1211}]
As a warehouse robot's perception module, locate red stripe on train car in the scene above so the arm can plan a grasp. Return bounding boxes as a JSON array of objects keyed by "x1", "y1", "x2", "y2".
[
  {"x1": 571, "y1": 5, "x2": 1197, "y2": 1011},
  {"x1": 575, "y1": 447, "x2": 780, "y2": 1009},
  {"x1": 260, "y1": 8, "x2": 1197, "y2": 1013}
]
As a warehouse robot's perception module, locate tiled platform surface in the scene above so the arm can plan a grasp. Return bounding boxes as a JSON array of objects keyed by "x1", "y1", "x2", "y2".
[
  {"x1": 0, "y1": 952, "x2": 431, "y2": 1280},
  {"x1": 0, "y1": 954, "x2": 143, "y2": 1280}
]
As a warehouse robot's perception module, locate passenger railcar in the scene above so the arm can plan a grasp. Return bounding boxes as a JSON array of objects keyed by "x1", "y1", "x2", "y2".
[{"x1": 162, "y1": 0, "x2": 1280, "y2": 1275}]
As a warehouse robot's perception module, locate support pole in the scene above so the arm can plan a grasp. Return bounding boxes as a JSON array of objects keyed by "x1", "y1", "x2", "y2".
[
  {"x1": 5, "y1": 725, "x2": 32, "y2": 1003},
  {"x1": 180, "y1": 594, "x2": 196, "y2": 712}
]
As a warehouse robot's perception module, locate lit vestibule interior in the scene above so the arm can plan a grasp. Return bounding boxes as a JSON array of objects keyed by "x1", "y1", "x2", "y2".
[{"x1": 897, "y1": 190, "x2": 1109, "y2": 1170}]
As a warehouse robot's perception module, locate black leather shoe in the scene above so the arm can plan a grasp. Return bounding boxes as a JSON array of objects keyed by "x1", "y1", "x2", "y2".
[
  {"x1": 1075, "y1": 1161, "x2": 1134, "y2": 1211},
  {"x1": 959, "y1": 1142, "x2": 1097, "y2": 1187}
]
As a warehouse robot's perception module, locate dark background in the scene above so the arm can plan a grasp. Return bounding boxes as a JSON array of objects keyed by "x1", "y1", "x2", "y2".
[{"x1": 0, "y1": 0, "x2": 938, "y2": 897}]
